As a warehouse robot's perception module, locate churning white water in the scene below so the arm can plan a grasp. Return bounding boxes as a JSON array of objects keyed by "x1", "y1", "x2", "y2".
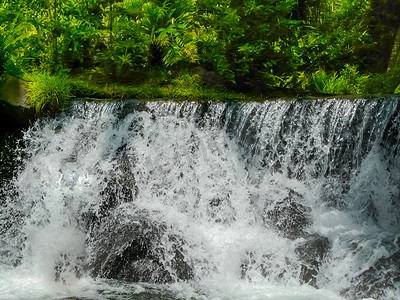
[{"x1": 1, "y1": 98, "x2": 400, "y2": 299}]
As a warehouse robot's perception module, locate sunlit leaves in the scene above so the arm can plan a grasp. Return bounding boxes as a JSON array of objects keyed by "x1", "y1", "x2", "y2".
[
  {"x1": 0, "y1": 0, "x2": 397, "y2": 96},
  {"x1": 298, "y1": 0, "x2": 372, "y2": 73}
]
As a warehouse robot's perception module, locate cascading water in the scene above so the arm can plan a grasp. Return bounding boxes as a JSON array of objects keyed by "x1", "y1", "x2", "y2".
[{"x1": 1, "y1": 97, "x2": 400, "y2": 299}]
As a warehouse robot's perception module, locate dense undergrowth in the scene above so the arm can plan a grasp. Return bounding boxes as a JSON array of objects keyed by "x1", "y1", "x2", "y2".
[
  {"x1": 23, "y1": 64, "x2": 400, "y2": 116},
  {"x1": 1, "y1": 0, "x2": 400, "y2": 115},
  {"x1": 24, "y1": 69, "x2": 246, "y2": 115}
]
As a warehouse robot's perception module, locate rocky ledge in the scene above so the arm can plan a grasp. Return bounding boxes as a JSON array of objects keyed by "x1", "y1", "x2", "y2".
[{"x1": 0, "y1": 74, "x2": 35, "y2": 133}]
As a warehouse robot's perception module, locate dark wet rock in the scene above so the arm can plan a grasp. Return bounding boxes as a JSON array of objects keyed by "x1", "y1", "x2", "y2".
[
  {"x1": 100, "y1": 170, "x2": 136, "y2": 212},
  {"x1": 54, "y1": 253, "x2": 84, "y2": 284},
  {"x1": 341, "y1": 251, "x2": 400, "y2": 299},
  {"x1": 192, "y1": 66, "x2": 228, "y2": 88},
  {"x1": 87, "y1": 208, "x2": 193, "y2": 283},
  {"x1": 54, "y1": 125, "x2": 63, "y2": 134},
  {"x1": 115, "y1": 259, "x2": 171, "y2": 283},
  {"x1": 80, "y1": 149, "x2": 138, "y2": 230},
  {"x1": 169, "y1": 242, "x2": 194, "y2": 280},
  {"x1": 88, "y1": 208, "x2": 162, "y2": 281},
  {"x1": 99, "y1": 149, "x2": 138, "y2": 216},
  {"x1": 240, "y1": 234, "x2": 330, "y2": 287},
  {"x1": 0, "y1": 75, "x2": 27, "y2": 106},
  {"x1": 240, "y1": 251, "x2": 288, "y2": 281},
  {"x1": 192, "y1": 102, "x2": 210, "y2": 129},
  {"x1": 263, "y1": 190, "x2": 312, "y2": 239},
  {"x1": 295, "y1": 234, "x2": 330, "y2": 288},
  {"x1": 207, "y1": 195, "x2": 236, "y2": 224},
  {"x1": 0, "y1": 75, "x2": 34, "y2": 133}
]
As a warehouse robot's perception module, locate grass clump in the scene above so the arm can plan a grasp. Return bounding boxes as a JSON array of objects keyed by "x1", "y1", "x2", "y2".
[{"x1": 25, "y1": 72, "x2": 73, "y2": 115}]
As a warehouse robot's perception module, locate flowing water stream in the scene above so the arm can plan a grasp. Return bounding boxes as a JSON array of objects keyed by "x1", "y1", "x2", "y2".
[{"x1": 1, "y1": 97, "x2": 400, "y2": 299}]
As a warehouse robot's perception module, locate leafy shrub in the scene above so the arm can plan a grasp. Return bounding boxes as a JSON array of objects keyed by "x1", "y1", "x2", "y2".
[
  {"x1": 311, "y1": 70, "x2": 344, "y2": 94},
  {"x1": 311, "y1": 65, "x2": 370, "y2": 95},
  {"x1": 168, "y1": 72, "x2": 203, "y2": 97},
  {"x1": 361, "y1": 65, "x2": 400, "y2": 95},
  {"x1": 69, "y1": 78, "x2": 98, "y2": 97},
  {"x1": 25, "y1": 72, "x2": 73, "y2": 115}
]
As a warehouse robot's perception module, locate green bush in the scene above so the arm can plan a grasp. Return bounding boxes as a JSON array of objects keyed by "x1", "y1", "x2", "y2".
[
  {"x1": 395, "y1": 83, "x2": 400, "y2": 94},
  {"x1": 311, "y1": 70, "x2": 344, "y2": 94},
  {"x1": 311, "y1": 65, "x2": 370, "y2": 95},
  {"x1": 169, "y1": 72, "x2": 201, "y2": 96},
  {"x1": 362, "y1": 67, "x2": 400, "y2": 95},
  {"x1": 25, "y1": 72, "x2": 73, "y2": 115}
]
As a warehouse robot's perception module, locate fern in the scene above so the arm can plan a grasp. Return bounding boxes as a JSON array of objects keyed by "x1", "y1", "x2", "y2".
[
  {"x1": 0, "y1": 21, "x2": 37, "y2": 54},
  {"x1": 163, "y1": 45, "x2": 182, "y2": 67}
]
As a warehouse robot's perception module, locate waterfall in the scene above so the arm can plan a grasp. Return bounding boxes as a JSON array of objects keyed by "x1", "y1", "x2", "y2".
[{"x1": 1, "y1": 97, "x2": 400, "y2": 299}]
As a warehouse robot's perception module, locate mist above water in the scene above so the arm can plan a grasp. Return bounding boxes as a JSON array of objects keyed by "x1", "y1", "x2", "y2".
[{"x1": 1, "y1": 98, "x2": 400, "y2": 299}]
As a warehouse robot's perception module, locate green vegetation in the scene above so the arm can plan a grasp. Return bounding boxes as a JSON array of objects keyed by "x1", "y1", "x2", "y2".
[
  {"x1": 23, "y1": 70, "x2": 244, "y2": 114},
  {"x1": 71, "y1": 71, "x2": 244, "y2": 101},
  {"x1": 311, "y1": 65, "x2": 371, "y2": 95},
  {"x1": 25, "y1": 72, "x2": 73, "y2": 114},
  {"x1": 1, "y1": 0, "x2": 400, "y2": 113}
]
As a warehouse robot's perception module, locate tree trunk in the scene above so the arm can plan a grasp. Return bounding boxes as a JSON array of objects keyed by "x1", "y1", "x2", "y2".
[
  {"x1": 53, "y1": 0, "x2": 58, "y2": 68},
  {"x1": 109, "y1": 0, "x2": 114, "y2": 45},
  {"x1": 387, "y1": 25, "x2": 400, "y2": 72}
]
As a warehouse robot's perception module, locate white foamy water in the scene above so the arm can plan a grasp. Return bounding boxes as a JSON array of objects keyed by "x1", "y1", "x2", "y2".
[{"x1": 1, "y1": 98, "x2": 400, "y2": 299}]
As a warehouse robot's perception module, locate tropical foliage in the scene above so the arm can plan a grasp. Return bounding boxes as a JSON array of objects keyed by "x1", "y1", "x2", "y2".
[{"x1": 1, "y1": 0, "x2": 400, "y2": 100}]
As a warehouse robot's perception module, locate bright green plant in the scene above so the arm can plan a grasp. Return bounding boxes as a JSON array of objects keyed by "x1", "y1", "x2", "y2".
[
  {"x1": 169, "y1": 71, "x2": 202, "y2": 97},
  {"x1": 311, "y1": 69, "x2": 341, "y2": 94},
  {"x1": 140, "y1": 0, "x2": 198, "y2": 67},
  {"x1": 0, "y1": 21, "x2": 37, "y2": 74},
  {"x1": 25, "y1": 72, "x2": 73, "y2": 114},
  {"x1": 298, "y1": 0, "x2": 371, "y2": 73},
  {"x1": 311, "y1": 65, "x2": 370, "y2": 94}
]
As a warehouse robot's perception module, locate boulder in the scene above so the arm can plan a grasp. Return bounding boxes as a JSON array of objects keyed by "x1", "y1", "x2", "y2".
[
  {"x1": 99, "y1": 148, "x2": 138, "y2": 214},
  {"x1": 295, "y1": 233, "x2": 330, "y2": 288},
  {"x1": 240, "y1": 234, "x2": 330, "y2": 287},
  {"x1": 87, "y1": 208, "x2": 193, "y2": 283},
  {"x1": 341, "y1": 251, "x2": 400, "y2": 299},
  {"x1": 192, "y1": 66, "x2": 228, "y2": 88},
  {"x1": 263, "y1": 190, "x2": 312, "y2": 239},
  {"x1": 0, "y1": 74, "x2": 34, "y2": 133},
  {"x1": 0, "y1": 74, "x2": 28, "y2": 107},
  {"x1": 81, "y1": 146, "x2": 138, "y2": 230}
]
